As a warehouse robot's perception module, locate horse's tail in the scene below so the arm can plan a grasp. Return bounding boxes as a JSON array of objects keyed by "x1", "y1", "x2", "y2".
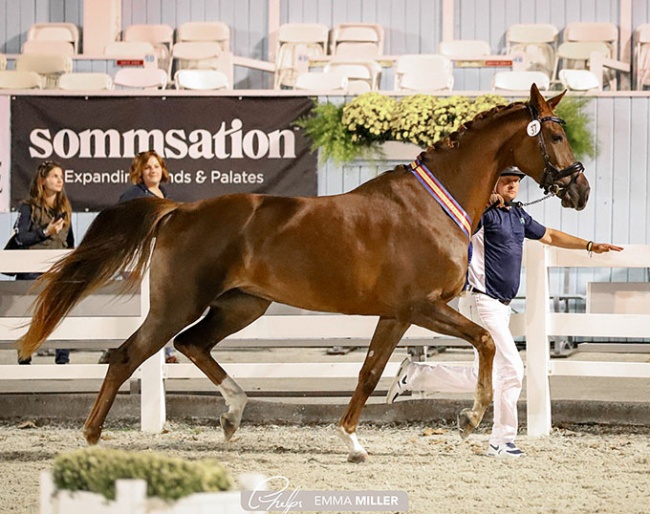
[{"x1": 17, "y1": 197, "x2": 179, "y2": 360}]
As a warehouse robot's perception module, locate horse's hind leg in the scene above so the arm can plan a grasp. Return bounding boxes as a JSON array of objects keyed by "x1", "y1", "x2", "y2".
[
  {"x1": 408, "y1": 299, "x2": 496, "y2": 439},
  {"x1": 173, "y1": 289, "x2": 271, "y2": 441},
  {"x1": 84, "y1": 314, "x2": 193, "y2": 444},
  {"x1": 338, "y1": 318, "x2": 410, "y2": 463}
]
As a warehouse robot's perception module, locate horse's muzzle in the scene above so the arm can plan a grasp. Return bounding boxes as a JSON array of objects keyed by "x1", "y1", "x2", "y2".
[{"x1": 560, "y1": 173, "x2": 590, "y2": 211}]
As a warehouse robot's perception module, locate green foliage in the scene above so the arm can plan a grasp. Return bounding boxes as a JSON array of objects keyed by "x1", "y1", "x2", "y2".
[
  {"x1": 554, "y1": 96, "x2": 598, "y2": 160},
  {"x1": 294, "y1": 102, "x2": 364, "y2": 164},
  {"x1": 53, "y1": 447, "x2": 234, "y2": 502},
  {"x1": 294, "y1": 93, "x2": 598, "y2": 164}
]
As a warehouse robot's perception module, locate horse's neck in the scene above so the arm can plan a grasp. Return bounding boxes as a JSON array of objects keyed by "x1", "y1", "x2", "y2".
[{"x1": 421, "y1": 109, "x2": 526, "y2": 231}]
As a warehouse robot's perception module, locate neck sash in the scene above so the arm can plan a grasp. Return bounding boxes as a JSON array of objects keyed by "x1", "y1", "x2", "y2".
[{"x1": 409, "y1": 160, "x2": 472, "y2": 239}]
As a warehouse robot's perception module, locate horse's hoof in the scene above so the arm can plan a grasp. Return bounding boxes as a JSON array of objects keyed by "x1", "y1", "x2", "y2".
[
  {"x1": 83, "y1": 426, "x2": 101, "y2": 445},
  {"x1": 347, "y1": 451, "x2": 368, "y2": 463},
  {"x1": 220, "y1": 413, "x2": 238, "y2": 442},
  {"x1": 457, "y1": 408, "x2": 477, "y2": 440}
]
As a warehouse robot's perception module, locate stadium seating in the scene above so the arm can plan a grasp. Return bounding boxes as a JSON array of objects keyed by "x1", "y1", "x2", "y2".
[
  {"x1": 394, "y1": 54, "x2": 454, "y2": 91},
  {"x1": 505, "y1": 23, "x2": 558, "y2": 76},
  {"x1": 176, "y1": 21, "x2": 230, "y2": 52},
  {"x1": 274, "y1": 23, "x2": 329, "y2": 89},
  {"x1": 58, "y1": 72, "x2": 113, "y2": 91},
  {"x1": 492, "y1": 70, "x2": 550, "y2": 92},
  {"x1": 174, "y1": 69, "x2": 229, "y2": 90},
  {"x1": 26, "y1": 23, "x2": 80, "y2": 53},
  {"x1": 113, "y1": 68, "x2": 168, "y2": 90},
  {"x1": 0, "y1": 70, "x2": 43, "y2": 89},
  {"x1": 330, "y1": 23, "x2": 384, "y2": 58},
  {"x1": 15, "y1": 53, "x2": 72, "y2": 89}
]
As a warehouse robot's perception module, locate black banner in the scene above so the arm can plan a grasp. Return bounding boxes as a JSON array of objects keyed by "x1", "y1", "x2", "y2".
[{"x1": 10, "y1": 96, "x2": 317, "y2": 211}]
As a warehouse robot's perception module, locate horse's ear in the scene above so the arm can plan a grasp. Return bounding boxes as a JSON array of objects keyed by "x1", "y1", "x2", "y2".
[
  {"x1": 546, "y1": 90, "x2": 567, "y2": 110},
  {"x1": 529, "y1": 83, "x2": 543, "y2": 109}
]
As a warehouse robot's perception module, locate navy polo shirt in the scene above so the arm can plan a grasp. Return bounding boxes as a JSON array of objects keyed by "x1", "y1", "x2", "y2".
[{"x1": 467, "y1": 205, "x2": 546, "y2": 302}]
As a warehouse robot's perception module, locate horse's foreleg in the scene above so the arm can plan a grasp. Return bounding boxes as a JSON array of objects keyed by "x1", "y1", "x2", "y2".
[
  {"x1": 338, "y1": 318, "x2": 410, "y2": 463},
  {"x1": 174, "y1": 290, "x2": 271, "y2": 441},
  {"x1": 408, "y1": 299, "x2": 495, "y2": 439}
]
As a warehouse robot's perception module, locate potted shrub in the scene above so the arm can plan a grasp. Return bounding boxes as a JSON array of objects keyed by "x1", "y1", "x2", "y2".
[
  {"x1": 295, "y1": 93, "x2": 597, "y2": 165},
  {"x1": 41, "y1": 447, "x2": 246, "y2": 514}
]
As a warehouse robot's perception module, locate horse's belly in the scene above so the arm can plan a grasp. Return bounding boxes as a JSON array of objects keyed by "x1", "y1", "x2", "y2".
[{"x1": 240, "y1": 258, "x2": 462, "y2": 316}]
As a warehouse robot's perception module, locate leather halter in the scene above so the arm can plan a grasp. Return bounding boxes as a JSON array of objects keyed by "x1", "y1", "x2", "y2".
[{"x1": 526, "y1": 103, "x2": 585, "y2": 196}]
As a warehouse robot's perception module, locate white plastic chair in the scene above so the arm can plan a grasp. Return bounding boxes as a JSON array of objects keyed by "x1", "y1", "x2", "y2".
[
  {"x1": 553, "y1": 41, "x2": 610, "y2": 82},
  {"x1": 634, "y1": 24, "x2": 650, "y2": 90},
  {"x1": 124, "y1": 24, "x2": 174, "y2": 46},
  {"x1": 22, "y1": 40, "x2": 75, "y2": 56},
  {"x1": 174, "y1": 69, "x2": 229, "y2": 90},
  {"x1": 562, "y1": 22, "x2": 618, "y2": 88},
  {"x1": 558, "y1": 69, "x2": 601, "y2": 91},
  {"x1": 294, "y1": 72, "x2": 348, "y2": 92},
  {"x1": 27, "y1": 23, "x2": 79, "y2": 53},
  {"x1": 0, "y1": 70, "x2": 43, "y2": 89},
  {"x1": 492, "y1": 71, "x2": 550, "y2": 92},
  {"x1": 274, "y1": 23, "x2": 329, "y2": 89},
  {"x1": 176, "y1": 22, "x2": 231, "y2": 52},
  {"x1": 330, "y1": 23, "x2": 384, "y2": 58},
  {"x1": 58, "y1": 72, "x2": 113, "y2": 91},
  {"x1": 113, "y1": 68, "x2": 167, "y2": 90},
  {"x1": 124, "y1": 24, "x2": 174, "y2": 75},
  {"x1": 171, "y1": 42, "x2": 222, "y2": 72},
  {"x1": 438, "y1": 40, "x2": 491, "y2": 58},
  {"x1": 324, "y1": 60, "x2": 382, "y2": 93},
  {"x1": 394, "y1": 54, "x2": 454, "y2": 91},
  {"x1": 563, "y1": 22, "x2": 618, "y2": 58},
  {"x1": 15, "y1": 53, "x2": 72, "y2": 89},
  {"x1": 104, "y1": 41, "x2": 156, "y2": 57},
  {"x1": 505, "y1": 24, "x2": 558, "y2": 75}
]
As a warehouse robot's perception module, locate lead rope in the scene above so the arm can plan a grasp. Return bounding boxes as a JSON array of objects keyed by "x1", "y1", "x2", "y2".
[{"x1": 519, "y1": 193, "x2": 555, "y2": 208}]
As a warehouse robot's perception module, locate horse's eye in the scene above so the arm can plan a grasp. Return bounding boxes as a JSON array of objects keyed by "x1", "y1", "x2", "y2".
[{"x1": 552, "y1": 134, "x2": 564, "y2": 143}]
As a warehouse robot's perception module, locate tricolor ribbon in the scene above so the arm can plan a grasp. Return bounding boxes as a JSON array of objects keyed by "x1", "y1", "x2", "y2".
[{"x1": 409, "y1": 160, "x2": 472, "y2": 240}]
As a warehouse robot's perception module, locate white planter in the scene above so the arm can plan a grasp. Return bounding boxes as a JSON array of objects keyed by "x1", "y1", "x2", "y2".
[
  {"x1": 40, "y1": 471, "x2": 246, "y2": 514},
  {"x1": 376, "y1": 141, "x2": 423, "y2": 161}
]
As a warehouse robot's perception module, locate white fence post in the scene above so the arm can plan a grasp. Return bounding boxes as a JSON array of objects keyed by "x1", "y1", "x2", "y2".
[
  {"x1": 525, "y1": 241, "x2": 552, "y2": 436},
  {"x1": 138, "y1": 268, "x2": 166, "y2": 433}
]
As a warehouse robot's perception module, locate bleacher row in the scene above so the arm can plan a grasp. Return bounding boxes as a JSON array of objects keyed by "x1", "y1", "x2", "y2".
[{"x1": 0, "y1": 20, "x2": 648, "y2": 93}]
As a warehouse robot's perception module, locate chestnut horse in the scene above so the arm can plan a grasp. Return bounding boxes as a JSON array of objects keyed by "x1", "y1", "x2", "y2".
[{"x1": 18, "y1": 85, "x2": 589, "y2": 462}]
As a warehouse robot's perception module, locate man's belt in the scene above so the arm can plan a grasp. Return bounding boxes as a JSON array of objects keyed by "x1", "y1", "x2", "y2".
[{"x1": 466, "y1": 285, "x2": 511, "y2": 306}]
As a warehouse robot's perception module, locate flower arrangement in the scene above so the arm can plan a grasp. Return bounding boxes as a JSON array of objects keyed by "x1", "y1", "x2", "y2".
[
  {"x1": 296, "y1": 93, "x2": 597, "y2": 164},
  {"x1": 52, "y1": 447, "x2": 234, "y2": 501}
]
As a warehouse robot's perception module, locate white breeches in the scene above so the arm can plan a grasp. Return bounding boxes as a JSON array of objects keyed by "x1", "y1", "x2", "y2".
[{"x1": 406, "y1": 292, "x2": 524, "y2": 445}]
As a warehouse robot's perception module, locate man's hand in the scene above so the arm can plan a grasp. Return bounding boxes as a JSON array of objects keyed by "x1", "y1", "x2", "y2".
[
  {"x1": 489, "y1": 192, "x2": 505, "y2": 208},
  {"x1": 590, "y1": 242, "x2": 624, "y2": 254}
]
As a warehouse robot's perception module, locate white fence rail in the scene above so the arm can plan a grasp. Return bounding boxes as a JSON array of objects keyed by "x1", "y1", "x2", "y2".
[
  {"x1": 524, "y1": 242, "x2": 650, "y2": 436},
  {"x1": 1, "y1": 245, "x2": 649, "y2": 435}
]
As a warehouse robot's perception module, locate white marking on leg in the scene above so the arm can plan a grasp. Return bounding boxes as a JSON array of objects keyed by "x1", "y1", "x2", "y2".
[
  {"x1": 218, "y1": 375, "x2": 247, "y2": 420},
  {"x1": 336, "y1": 426, "x2": 367, "y2": 455}
]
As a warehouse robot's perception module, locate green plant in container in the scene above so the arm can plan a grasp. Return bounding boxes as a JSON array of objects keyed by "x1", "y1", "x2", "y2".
[
  {"x1": 52, "y1": 447, "x2": 234, "y2": 502},
  {"x1": 295, "y1": 92, "x2": 597, "y2": 164}
]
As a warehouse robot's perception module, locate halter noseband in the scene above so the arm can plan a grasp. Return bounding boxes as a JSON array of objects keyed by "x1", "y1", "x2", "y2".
[{"x1": 526, "y1": 103, "x2": 584, "y2": 196}]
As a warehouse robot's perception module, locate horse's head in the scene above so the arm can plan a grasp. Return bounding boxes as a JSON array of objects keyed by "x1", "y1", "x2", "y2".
[{"x1": 513, "y1": 84, "x2": 590, "y2": 211}]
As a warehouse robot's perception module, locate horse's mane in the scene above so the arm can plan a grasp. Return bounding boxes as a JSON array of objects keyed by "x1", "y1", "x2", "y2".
[{"x1": 429, "y1": 101, "x2": 527, "y2": 152}]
